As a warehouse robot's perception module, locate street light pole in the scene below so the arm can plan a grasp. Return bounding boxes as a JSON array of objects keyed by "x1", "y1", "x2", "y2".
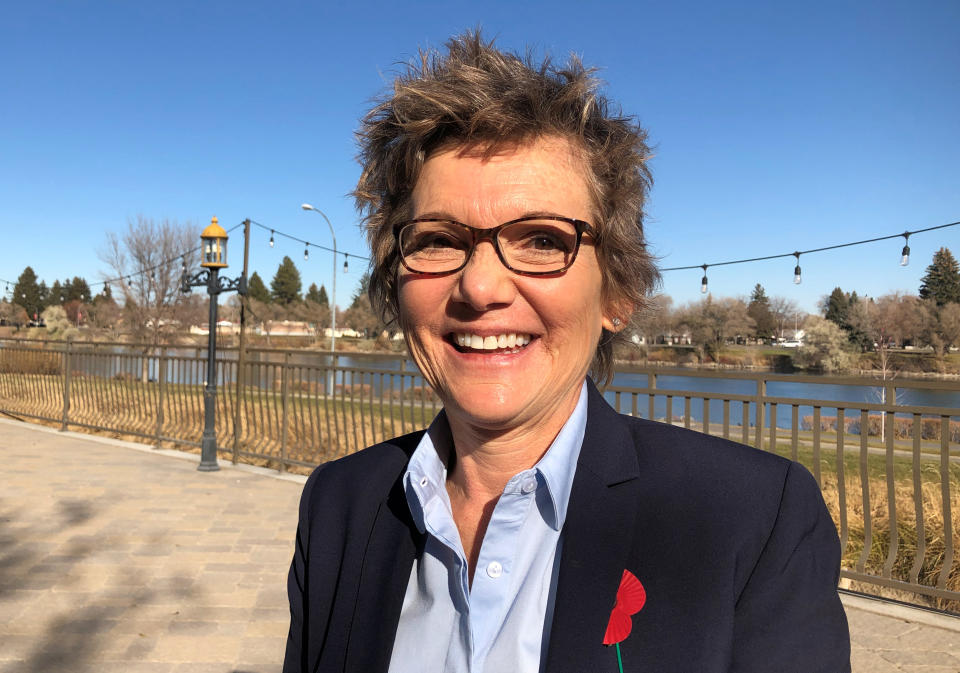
[
  {"x1": 180, "y1": 217, "x2": 247, "y2": 472},
  {"x1": 300, "y1": 203, "x2": 337, "y2": 353},
  {"x1": 200, "y1": 265, "x2": 221, "y2": 470}
]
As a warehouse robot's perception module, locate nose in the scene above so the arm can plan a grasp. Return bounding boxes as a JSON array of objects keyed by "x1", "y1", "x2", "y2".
[{"x1": 453, "y1": 239, "x2": 517, "y2": 312}]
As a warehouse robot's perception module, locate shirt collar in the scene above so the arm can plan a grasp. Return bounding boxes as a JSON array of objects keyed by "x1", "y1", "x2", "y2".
[
  {"x1": 403, "y1": 381, "x2": 588, "y2": 534},
  {"x1": 535, "y1": 381, "x2": 588, "y2": 530},
  {"x1": 403, "y1": 411, "x2": 452, "y2": 535}
]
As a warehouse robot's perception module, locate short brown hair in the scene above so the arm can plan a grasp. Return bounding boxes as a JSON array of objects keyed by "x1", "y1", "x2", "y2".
[{"x1": 354, "y1": 30, "x2": 659, "y2": 383}]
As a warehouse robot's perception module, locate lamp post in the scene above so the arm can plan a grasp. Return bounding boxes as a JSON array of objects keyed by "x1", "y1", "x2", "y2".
[
  {"x1": 300, "y1": 203, "x2": 337, "y2": 353},
  {"x1": 180, "y1": 216, "x2": 247, "y2": 471}
]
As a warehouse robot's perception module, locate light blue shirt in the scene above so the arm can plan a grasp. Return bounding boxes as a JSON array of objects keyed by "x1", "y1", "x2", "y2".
[{"x1": 388, "y1": 382, "x2": 588, "y2": 673}]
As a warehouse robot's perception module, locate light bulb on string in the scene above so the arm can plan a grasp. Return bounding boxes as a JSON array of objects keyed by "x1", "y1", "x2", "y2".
[
  {"x1": 343, "y1": 253, "x2": 349, "y2": 273},
  {"x1": 900, "y1": 232, "x2": 910, "y2": 267},
  {"x1": 269, "y1": 230, "x2": 275, "y2": 248},
  {"x1": 700, "y1": 265, "x2": 708, "y2": 294},
  {"x1": 304, "y1": 243, "x2": 310, "y2": 261},
  {"x1": 793, "y1": 252, "x2": 802, "y2": 285}
]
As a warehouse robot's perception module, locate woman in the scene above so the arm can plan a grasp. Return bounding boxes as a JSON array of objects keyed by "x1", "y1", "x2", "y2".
[{"x1": 284, "y1": 32, "x2": 850, "y2": 673}]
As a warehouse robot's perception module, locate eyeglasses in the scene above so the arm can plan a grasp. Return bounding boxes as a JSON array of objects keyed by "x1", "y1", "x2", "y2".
[{"x1": 395, "y1": 216, "x2": 596, "y2": 276}]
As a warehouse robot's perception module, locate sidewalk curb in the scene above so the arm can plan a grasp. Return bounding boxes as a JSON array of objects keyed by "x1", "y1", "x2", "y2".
[
  {"x1": 841, "y1": 592, "x2": 960, "y2": 633},
  {"x1": 0, "y1": 416, "x2": 309, "y2": 485}
]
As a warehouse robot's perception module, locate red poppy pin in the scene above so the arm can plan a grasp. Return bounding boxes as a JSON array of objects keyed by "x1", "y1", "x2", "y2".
[{"x1": 603, "y1": 569, "x2": 646, "y2": 672}]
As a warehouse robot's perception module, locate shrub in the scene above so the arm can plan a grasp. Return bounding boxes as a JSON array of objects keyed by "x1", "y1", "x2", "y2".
[{"x1": 801, "y1": 414, "x2": 960, "y2": 442}]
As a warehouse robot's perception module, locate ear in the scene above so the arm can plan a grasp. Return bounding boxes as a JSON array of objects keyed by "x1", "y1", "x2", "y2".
[
  {"x1": 602, "y1": 315, "x2": 622, "y2": 332},
  {"x1": 602, "y1": 299, "x2": 634, "y2": 333}
]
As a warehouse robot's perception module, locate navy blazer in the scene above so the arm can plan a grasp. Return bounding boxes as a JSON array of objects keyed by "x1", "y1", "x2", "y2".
[{"x1": 284, "y1": 380, "x2": 850, "y2": 672}]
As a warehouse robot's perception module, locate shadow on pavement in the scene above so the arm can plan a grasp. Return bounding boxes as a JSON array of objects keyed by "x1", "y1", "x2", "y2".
[{"x1": 1, "y1": 495, "x2": 201, "y2": 672}]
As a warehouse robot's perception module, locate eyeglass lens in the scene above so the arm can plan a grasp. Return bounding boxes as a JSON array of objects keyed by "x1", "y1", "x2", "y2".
[{"x1": 399, "y1": 219, "x2": 580, "y2": 273}]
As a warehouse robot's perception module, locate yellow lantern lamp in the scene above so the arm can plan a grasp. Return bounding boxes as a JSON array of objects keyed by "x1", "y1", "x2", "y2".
[{"x1": 200, "y1": 216, "x2": 228, "y2": 269}]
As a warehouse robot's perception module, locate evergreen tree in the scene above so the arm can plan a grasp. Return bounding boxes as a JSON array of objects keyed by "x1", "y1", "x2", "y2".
[
  {"x1": 822, "y1": 287, "x2": 849, "y2": 327},
  {"x1": 306, "y1": 282, "x2": 323, "y2": 304},
  {"x1": 37, "y1": 281, "x2": 49, "y2": 313},
  {"x1": 350, "y1": 272, "x2": 371, "y2": 309},
  {"x1": 317, "y1": 284, "x2": 329, "y2": 307},
  {"x1": 65, "y1": 276, "x2": 92, "y2": 303},
  {"x1": 48, "y1": 280, "x2": 64, "y2": 307},
  {"x1": 247, "y1": 271, "x2": 271, "y2": 303},
  {"x1": 747, "y1": 283, "x2": 775, "y2": 339},
  {"x1": 13, "y1": 267, "x2": 43, "y2": 318},
  {"x1": 919, "y1": 247, "x2": 960, "y2": 306},
  {"x1": 844, "y1": 292, "x2": 872, "y2": 352},
  {"x1": 821, "y1": 287, "x2": 873, "y2": 351},
  {"x1": 270, "y1": 256, "x2": 302, "y2": 305}
]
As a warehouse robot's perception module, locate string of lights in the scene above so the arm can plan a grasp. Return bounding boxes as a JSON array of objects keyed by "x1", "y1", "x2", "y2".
[
  {"x1": 665, "y1": 220, "x2": 959, "y2": 293},
  {"x1": 4, "y1": 218, "x2": 956, "y2": 301},
  {"x1": 249, "y1": 219, "x2": 370, "y2": 269}
]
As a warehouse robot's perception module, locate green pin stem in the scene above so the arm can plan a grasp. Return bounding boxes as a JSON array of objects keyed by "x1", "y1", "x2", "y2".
[{"x1": 616, "y1": 642, "x2": 624, "y2": 673}]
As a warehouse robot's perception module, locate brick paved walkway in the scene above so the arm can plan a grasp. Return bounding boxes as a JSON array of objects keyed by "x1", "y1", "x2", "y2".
[{"x1": 1, "y1": 418, "x2": 958, "y2": 672}]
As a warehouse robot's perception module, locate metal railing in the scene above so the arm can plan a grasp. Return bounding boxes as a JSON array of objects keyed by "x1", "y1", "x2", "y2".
[
  {"x1": 606, "y1": 366, "x2": 959, "y2": 608},
  {"x1": 0, "y1": 337, "x2": 957, "y2": 609}
]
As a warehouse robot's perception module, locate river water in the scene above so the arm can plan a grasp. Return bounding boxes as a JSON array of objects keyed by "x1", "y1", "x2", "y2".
[{"x1": 61, "y1": 347, "x2": 959, "y2": 429}]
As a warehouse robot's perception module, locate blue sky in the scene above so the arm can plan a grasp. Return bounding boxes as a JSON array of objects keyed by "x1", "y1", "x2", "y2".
[{"x1": 1, "y1": 0, "x2": 957, "y2": 314}]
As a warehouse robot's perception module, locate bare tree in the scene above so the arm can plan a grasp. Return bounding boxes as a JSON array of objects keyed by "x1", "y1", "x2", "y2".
[
  {"x1": 845, "y1": 294, "x2": 908, "y2": 439},
  {"x1": 99, "y1": 215, "x2": 201, "y2": 344},
  {"x1": 342, "y1": 297, "x2": 382, "y2": 340},
  {"x1": 246, "y1": 298, "x2": 289, "y2": 345},
  {"x1": 0, "y1": 300, "x2": 28, "y2": 327},
  {"x1": 674, "y1": 296, "x2": 753, "y2": 362},
  {"x1": 874, "y1": 292, "x2": 923, "y2": 347},
  {"x1": 177, "y1": 293, "x2": 212, "y2": 331},
  {"x1": 295, "y1": 300, "x2": 331, "y2": 344},
  {"x1": 86, "y1": 295, "x2": 122, "y2": 336},
  {"x1": 769, "y1": 296, "x2": 800, "y2": 340},
  {"x1": 633, "y1": 294, "x2": 674, "y2": 345}
]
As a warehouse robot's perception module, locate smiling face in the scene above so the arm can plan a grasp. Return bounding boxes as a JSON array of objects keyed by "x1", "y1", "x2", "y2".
[{"x1": 398, "y1": 137, "x2": 619, "y2": 441}]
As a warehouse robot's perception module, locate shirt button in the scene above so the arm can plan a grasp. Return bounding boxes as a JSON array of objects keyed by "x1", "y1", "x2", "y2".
[
  {"x1": 521, "y1": 478, "x2": 537, "y2": 494},
  {"x1": 419, "y1": 476, "x2": 428, "y2": 487},
  {"x1": 486, "y1": 561, "x2": 503, "y2": 578}
]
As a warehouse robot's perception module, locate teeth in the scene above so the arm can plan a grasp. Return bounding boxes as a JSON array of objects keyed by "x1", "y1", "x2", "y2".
[{"x1": 455, "y1": 333, "x2": 532, "y2": 350}]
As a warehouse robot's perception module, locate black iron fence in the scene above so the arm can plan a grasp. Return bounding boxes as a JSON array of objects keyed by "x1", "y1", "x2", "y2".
[{"x1": 0, "y1": 337, "x2": 957, "y2": 609}]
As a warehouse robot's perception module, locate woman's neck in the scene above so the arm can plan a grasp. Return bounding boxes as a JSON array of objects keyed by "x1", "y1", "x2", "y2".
[
  {"x1": 442, "y1": 384, "x2": 581, "y2": 498},
  {"x1": 439, "y1": 382, "x2": 583, "y2": 584}
]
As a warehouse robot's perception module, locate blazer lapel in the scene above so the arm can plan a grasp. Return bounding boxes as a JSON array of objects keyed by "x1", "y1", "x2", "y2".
[
  {"x1": 545, "y1": 381, "x2": 643, "y2": 672},
  {"x1": 343, "y1": 449, "x2": 423, "y2": 673}
]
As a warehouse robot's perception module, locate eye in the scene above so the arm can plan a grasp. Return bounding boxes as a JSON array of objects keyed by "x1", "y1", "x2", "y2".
[
  {"x1": 527, "y1": 233, "x2": 566, "y2": 251},
  {"x1": 516, "y1": 229, "x2": 572, "y2": 253},
  {"x1": 400, "y1": 222, "x2": 470, "y2": 259},
  {"x1": 419, "y1": 232, "x2": 462, "y2": 249}
]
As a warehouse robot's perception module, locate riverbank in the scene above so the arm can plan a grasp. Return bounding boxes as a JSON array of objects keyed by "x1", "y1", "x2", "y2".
[
  {"x1": 2, "y1": 330, "x2": 959, "y2": 377},
  {"x1": 613, "y1": 343, "x2": 960, "y2": 378}
]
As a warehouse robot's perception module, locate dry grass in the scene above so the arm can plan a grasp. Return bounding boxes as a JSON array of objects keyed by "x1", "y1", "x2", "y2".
[
  {"x1": 817, "y1": 465, "x2": 959, "y2": 612},
  {"x1": 0, "y1": 373, "x2": 438, "y2": 464}
]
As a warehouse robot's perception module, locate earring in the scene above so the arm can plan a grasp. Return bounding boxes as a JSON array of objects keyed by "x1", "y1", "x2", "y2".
[{"x1": 612, "y1": 318, "x2": 622, "y2": 328}]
